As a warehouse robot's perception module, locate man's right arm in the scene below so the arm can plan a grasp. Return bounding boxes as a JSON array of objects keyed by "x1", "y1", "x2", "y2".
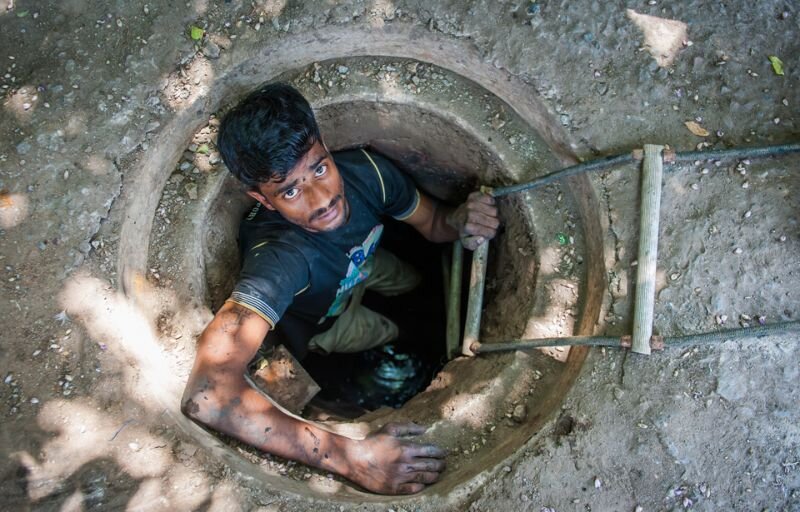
[{"x1": 181, "y1": 301, "x2": 446, "y2": 494}]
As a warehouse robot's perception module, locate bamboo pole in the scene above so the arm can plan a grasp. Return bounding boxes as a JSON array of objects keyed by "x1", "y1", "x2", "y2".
[
  {"x1": 462, "y1": 239, "x2": 489, "y2": 356},
  {"x1": 446, "y1": 241, "x2": 463, "y2": 359},
  {"x1": 632, "y1": 144, "x2": 664, "y2": 355}
]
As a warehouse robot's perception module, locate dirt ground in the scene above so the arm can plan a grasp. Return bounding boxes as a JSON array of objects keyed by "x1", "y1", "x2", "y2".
[{"x1": 1, "y1": 0, "x2": 798, "y2": 511}]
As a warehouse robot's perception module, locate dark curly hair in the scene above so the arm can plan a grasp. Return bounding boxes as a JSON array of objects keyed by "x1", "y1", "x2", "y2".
[{"x1": 217, "y1": 83, "x2": 321, "y2": 188}]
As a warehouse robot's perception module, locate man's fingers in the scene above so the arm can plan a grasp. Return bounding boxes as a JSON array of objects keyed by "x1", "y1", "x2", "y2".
[
  {"x1": 396, "y1": 483, "x2": 425, "y2": 494},
  {"x1": 467, "y1": 200, "x2": 499, "y2": 219},
  {"x1": 468, "y1": 191, "x2": 496, "y2": 206},
  {"x1": 411, "y1": 471, "x2": 441, "y2": 484},
  {"x1": 463, "y1": 221, "x2": 498, "y2": 239},
  {"x1": 462, "y1": 235, "x2": 485, "y2": 251},
  {"x1": 382, "y1": 422, "x2": 426, "y2": 437},
  {"x1": 405, "y1": 458, "x2": 446, "y2": 473},
  {"x1": 406, "y1": 443, "x2": 447, "y2": 459}
]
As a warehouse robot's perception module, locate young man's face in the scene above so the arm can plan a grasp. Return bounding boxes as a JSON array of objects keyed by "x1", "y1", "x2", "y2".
[{"x1": 246, "y1": 141, "x2": 350, "y2": 232}]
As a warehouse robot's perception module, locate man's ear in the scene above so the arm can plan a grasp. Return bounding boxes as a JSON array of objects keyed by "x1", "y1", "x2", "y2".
[{"x1": 246, "y1": 189, "x2": 276, "y2": 211}]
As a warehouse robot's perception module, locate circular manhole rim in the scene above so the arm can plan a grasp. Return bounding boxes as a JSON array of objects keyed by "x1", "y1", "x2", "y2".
[{"x1": 117, "y1": 24, "x2": 604, "y2": 505}]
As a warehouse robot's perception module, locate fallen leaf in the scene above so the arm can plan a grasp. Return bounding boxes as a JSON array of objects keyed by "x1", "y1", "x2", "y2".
[
  {"x1": 190, "y1": 26, "x2": 205, "y2": 41},
  {"x1": 684, "y1": 121, "x2": 709, "y2": 137},
  {"x1": 768, "y1": 55, "x2": 785, "y2": 76},
  {"x1": 196, "y1": 143, "x2": 210, "y2": 154},
  {"x1": 16, "y1": 10, "x2": 29, "y2": 17}
]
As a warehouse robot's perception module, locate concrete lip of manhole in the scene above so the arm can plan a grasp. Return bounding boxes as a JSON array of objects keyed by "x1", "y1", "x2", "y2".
[{"x1": 117, "y1": 26, "x2": 605, "y2": 506}]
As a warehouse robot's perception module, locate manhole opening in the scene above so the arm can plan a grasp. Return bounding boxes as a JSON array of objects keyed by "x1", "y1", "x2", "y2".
[
  {"x1": 141, "y1": 53, "x2": 600, "y2": 498},
  {"x1": 301, "y1": 214, "x2": 453, "y2": 416}
]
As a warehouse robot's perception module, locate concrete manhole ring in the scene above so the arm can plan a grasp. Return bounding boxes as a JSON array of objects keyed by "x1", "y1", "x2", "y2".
[{"x1": 116, "y1": 25, "x2": 605, "y2": 506}]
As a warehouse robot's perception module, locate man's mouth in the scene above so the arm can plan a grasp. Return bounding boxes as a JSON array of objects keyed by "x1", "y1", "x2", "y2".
[{"x1": 310, "y1": 195, "x2": 342, "y2": 225}]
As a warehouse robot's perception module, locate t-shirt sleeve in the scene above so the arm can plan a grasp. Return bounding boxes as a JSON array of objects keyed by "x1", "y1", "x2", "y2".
[
  {"x1": 228, "y1": 241, "x2": 309, "y2": 328},
  {"x1": 360, "y1": 149, "x2": 421, "y2": 220}
]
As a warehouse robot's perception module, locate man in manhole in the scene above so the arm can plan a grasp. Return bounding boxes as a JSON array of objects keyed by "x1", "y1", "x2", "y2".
[{"x1": 181, "y1": 83, "x2": 500, "y2": 494}]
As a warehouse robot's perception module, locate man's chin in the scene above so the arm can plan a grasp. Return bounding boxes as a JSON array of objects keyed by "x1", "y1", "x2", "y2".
[{"x1": 309, "y1": 200, "x2": 349, "y2": 232}]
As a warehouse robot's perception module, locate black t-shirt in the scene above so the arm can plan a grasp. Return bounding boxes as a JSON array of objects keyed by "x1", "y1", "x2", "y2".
[{"x1": 228, "y1": 149, "x2": 420, "y2": 357}]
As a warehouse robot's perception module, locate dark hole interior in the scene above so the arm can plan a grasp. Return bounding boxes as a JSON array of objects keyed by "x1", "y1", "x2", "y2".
[{"x1": 301, "y1": 217, "x2": 452, "y2": 416}]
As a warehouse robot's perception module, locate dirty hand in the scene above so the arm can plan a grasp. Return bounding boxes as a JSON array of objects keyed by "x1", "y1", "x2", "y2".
[
  {"x1": 447, "y1": 191, "x2": 500, "y2": 250},
  {"x1": 347, "y1": 422, "x2": 446, "y2": 495}
]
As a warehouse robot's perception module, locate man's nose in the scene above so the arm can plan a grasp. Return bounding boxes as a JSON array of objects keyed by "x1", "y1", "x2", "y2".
[{"x1": 307, "y1": 183, "x2": 334, "y2": 211}]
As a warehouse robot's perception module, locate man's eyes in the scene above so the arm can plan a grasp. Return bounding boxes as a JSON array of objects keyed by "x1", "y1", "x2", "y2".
[{"x1": 282, "y1": 166, "x2": 327, "y2": 199}]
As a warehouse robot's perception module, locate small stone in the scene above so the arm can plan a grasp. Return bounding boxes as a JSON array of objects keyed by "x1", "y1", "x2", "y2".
[
  {"x1": 503, "y1": 465, "x2": 512, "y2": 473},
  {"x1": 733, "y1": 247, "x2": 743, "y2": 254},
  {"x1": 773, "y1": 118, "x2": 780, "y2": 125},
  {"x1": 715, "y1": 314, "x2": 728, "y2": 325},
  {"x1": 16, "y1": 141, "x2": 31, "y2": 155},
  {"x1": 337, "y1": 65, "x2": 349, "y2": 74},
  {"x1": 185, "y1": 183, "x2": 198, "y2": 200},
  {"x1": 202, "y1": 41, "x2": 221, "y2": 59},
  {"x1": 700, "y1": 168, "x2": 709, "y2": 174},
  {"x1": 670, "y1": 272, "x2": 680, "y2": 281},
  {"x1": 143, "y1": 4, "x2": 149, "y2": 15},
  {"x1": 179, "y1": 162, "x2": 192, "y2": 171},
  {"x1": 30, "y1": 398, "x2": 39, "y2": 404},
  {"x1": 779, "y1": 235, "x2": 787, "y2": 242},
  {"x1": 188, "y1": 143, "x2": 199, "y2": 152},
  {"x1": 128, "y1": 442, "x2": 141, "y2": 451},
  {"x1": 116, "y1": 18, "x2": 123, "y2": 28},
  {"x1": 594, "y1": 477, "x2": 602, "y2": 489},
  {"x1": 744, "y1": 210, "x2": 751, "y2": 218},
  {"x1": 511, "y1": 404, "x2": 527, "y2": 422},
  {"x1": 690, "y1": 183, "x2": 699, "y2": 190},
  {"x1": 741, "y1": 182, "x2": 749, "y2": 189},
  {"x1": 782, "y1": 98, "x2": 789, "y2": 107}
]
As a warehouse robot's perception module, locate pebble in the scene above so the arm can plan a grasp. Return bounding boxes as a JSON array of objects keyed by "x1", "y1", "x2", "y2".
[
  {"x1": 779, "y1": 235, "x2": 786, "y2": 242},
  {"x1": 30, "y1": 398, "x2": 39, "y2": 404},
  {"x1": 741, "y1": 181, "x2": 749, "y2": 189},
  {"x1": 594, "y1": 477, "x2": 602, "y2": 489},
  {"x1": 733, "y1": 247, "x2": 743, "y2": 255},
  {"x1": 185, "y1": 183, "x2": 198, "y2": 200},
  {"x1": 337, "y1": 65, "x2": 349, "y2": 74},
  {"x1": 503, "y1": 465, "x2": 512, "y2": 473},
  {"x1": 743, "y1": 210, "x2": 751, "y2": 218},
  {"x1": 143, "y1": 4, "x2": 149, "y2": 15},
  {"x1": 16, "y1": 141, "x2": 31, "y2": 155},
  {"x1": 511, "y1": 404, "x2": 527, "y2": 422},
  {"x1": 203, "y1": 41, "x2": 221, "y2": 60},
  {"x1": 700, "y1": 168, "x2": 709, "y2": 174},
  {"x1": 690, "y1": 183, "x2": 699, "y2": 190}
]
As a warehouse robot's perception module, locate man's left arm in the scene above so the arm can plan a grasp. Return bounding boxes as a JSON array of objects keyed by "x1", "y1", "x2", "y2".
[{"x1": 403, "y1": 191, "x2": 500, "y2": 250}]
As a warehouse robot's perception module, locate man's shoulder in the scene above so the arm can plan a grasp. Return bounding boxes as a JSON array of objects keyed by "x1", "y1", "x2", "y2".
[{"x1": 239, "y1": 204, "x2": 308, "y2": 251}]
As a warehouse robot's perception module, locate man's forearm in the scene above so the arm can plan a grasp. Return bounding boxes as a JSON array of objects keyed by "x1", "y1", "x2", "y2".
[{"x1": 184, "y1": 373, "x2": 354, "y2": 478}]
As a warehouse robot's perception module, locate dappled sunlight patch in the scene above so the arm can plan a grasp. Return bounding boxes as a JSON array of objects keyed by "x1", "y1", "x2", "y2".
[
  {"x1": 368, "y1": 0, "x2": 396, "y2": 28},
  {"x1": 2, "y1": 84, "x2": 39, "y2": 122},
  {"x1": 627, "y1": 9, "x2": 688, "y2": 68},
  {"x1": 164, "y1": 465, "x2": 211, "y2": 510},
  {"x1": 59, "y1": 273, "x2": 186, "y2": 410},
  {"x1": 13, "y1": 399, "x2": 171, "y2": 502},
  {"x1": 0, "y1": 190, "x2": 29, "y2": 228},
  {"x1": 163, "y1": 57, "x2": 214, "y2": 111}
]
